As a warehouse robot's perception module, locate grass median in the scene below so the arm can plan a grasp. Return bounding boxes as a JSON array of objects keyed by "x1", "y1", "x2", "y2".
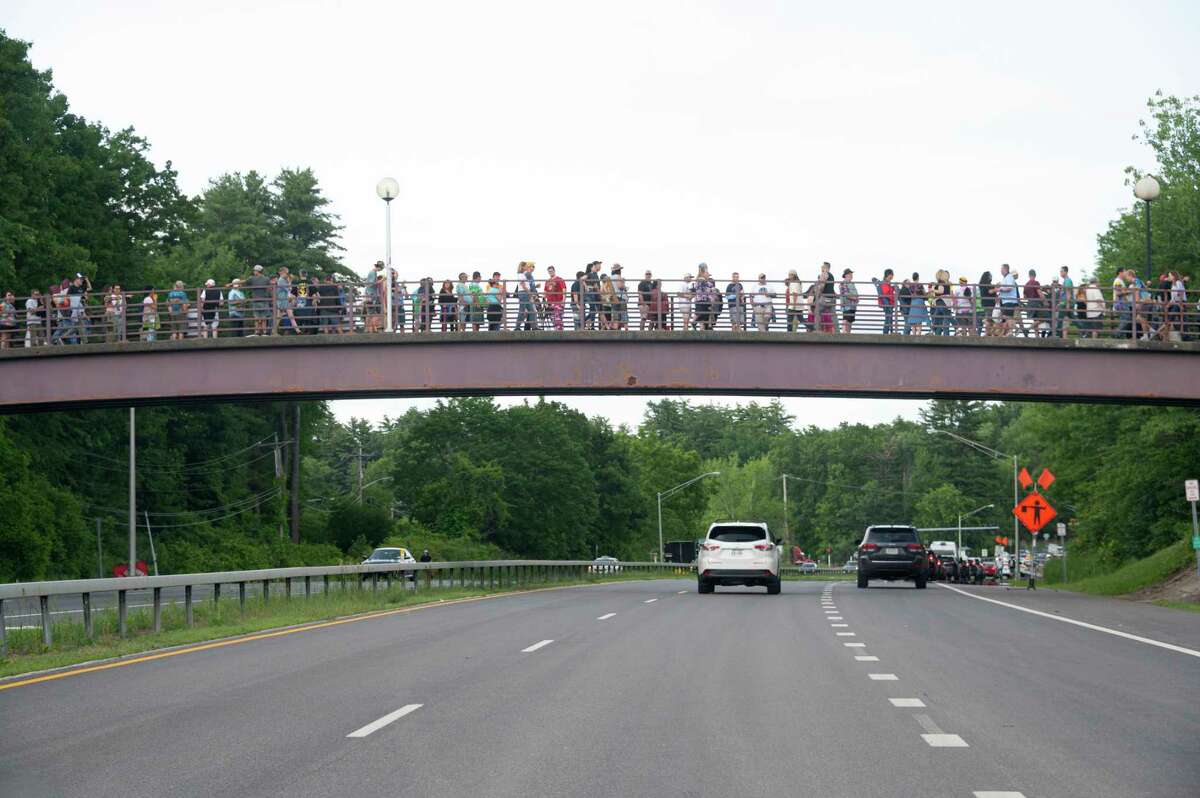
[{"x1": 0, "y1": 571, "x2": 681, "y2": 680}]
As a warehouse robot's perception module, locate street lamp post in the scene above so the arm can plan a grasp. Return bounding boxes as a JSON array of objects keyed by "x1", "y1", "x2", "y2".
[
  {"x1": 936, "y1": 429, "x2": 1019, "y2": 578},
  {"x1": 376, "y1": 178, "x2": 400, "y2": 332},
  {"x1": 1133, "y1": 176, "x2": 1161, "y2": 286},
  {"x1": 957, "y1": 503, "x2": 994, "y2": 558},
  {"x1": 656, "y1": 471, "x2": 721, "y2": 563}
]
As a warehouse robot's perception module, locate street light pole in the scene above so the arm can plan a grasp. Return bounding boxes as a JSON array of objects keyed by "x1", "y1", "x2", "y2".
[
  {"x1": 1134, "y1": 176, "x2": 1160, "y2": 286},
  {"x1": 957, "y1": 503, "x2": 994, "y2": 556},
  {"x1": 128, "y1": 407, "x2": 136, "y2": 576},
  {"x1": 781, "y1": 474, "x2": 790, "y2": 547},
  {"x1": 376, "y1": 178, "x2": 400, "y2": 332},
  {"x1": 936, "y1": 429, "x2": 1019, "y2": 576},
  {"x1": 656, "y1": 471, "x2": 721, "y2": 563}
]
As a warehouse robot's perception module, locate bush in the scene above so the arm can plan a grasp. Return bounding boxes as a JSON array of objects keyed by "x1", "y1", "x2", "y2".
[
  {"x1": 324, "y1": 499, "x2": 392, "y2": 553},
  {"x1": 385, "y1": 517, "x2": 510, "y2": 562}
]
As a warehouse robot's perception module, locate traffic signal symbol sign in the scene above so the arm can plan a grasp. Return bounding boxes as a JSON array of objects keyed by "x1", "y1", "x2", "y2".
[{"x1": 1013, "y1": 493, "x2": 1057, "y2": 534}]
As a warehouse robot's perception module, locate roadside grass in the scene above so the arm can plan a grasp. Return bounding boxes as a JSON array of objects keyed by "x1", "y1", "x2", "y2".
[
  {"x1": 1045, "y1": 539, "x2": 1192, "y2": 597},
  {"x1": 1152, "y1": 600, "x2": 1200, "y2": 613},
  {"x1": 0, "y1": 571, "x2": 678, "y2": 680}
]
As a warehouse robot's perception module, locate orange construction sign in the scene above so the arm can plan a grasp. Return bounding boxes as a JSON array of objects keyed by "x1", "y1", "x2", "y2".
[{"x1": 1013, "y1": 493, "x2": 1057, "y2": 534}]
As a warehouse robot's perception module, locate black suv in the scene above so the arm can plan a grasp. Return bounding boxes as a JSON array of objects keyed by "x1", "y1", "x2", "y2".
[{"x1": 856, "y1": 525, "x2": 928, "y2": 589}]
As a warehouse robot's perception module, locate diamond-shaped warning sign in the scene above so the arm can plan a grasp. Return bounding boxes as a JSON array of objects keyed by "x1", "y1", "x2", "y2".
[
  {"x1": 1037, "y1": 468, "x2": 1056, "y2": 491},
  {"x1": 1013, "y1": 493, "x2": 1057, "y2": 534},
  {"x1": 1018, "y1": 468, "x2": 1034, "y2": 490}
]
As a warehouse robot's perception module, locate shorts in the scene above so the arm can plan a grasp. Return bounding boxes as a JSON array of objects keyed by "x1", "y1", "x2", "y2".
[
  {"x1": 251, "y1": 300, "x2": 269, "y2": 319},
  {"x1": 1000, "y1": 303, "x2": 1017, "y2": 319},
  {"x1": 843, "y1": 308, "x2": 857, "y2": 323}
]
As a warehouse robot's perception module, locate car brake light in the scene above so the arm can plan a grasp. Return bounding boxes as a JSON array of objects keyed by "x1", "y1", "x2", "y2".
[
  {"x1": 859, "y1": 543, "x2": 878, "y2": 552},
  {"x1": 905, "y1": 543, "x2": 924, "y2": 552},
  {"x1": 753, "y1": 542, "x2": 773, "y2": 551}
]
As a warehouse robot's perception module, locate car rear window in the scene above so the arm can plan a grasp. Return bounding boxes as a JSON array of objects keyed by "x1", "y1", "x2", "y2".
[
  {"x1": 708, "y1": 525, "x2": 767, "y2": 542},
  {"x1": 865, "y1": 527, "x2": 918, "y2": 544}
]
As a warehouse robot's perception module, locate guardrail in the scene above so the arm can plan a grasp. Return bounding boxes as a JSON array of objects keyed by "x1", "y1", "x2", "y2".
[{"x1": 0, "y1": 560, "x2": 683, "y2": 654}]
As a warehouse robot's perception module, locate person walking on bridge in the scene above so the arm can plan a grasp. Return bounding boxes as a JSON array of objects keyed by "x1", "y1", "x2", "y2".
[
  {"x1": 874, "y1": 269, "x2": 896, "y2": 334},
  {"x1": 543, "y1": 266, "x2": 566, "y2": 331},
  {"x1": 246, "y1": 265, "x2": 270, "y2": 336},
  {"x1": 839, "y1": 268, "x2": 859, "y2": 334}
]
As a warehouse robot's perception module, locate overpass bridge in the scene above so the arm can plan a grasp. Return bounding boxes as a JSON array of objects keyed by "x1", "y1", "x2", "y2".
[{"x1": 0, "y1": 331, "x2": 1197, "y2": 412}]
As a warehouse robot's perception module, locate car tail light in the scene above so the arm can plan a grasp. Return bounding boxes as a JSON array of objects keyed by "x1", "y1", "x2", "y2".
[
  {"x1": 763, "y1": 570, "x2": 773, "y2": 576},
  {"x1": 700, "y1": 543, "x2": 721, "y2": 551},
  {"x1": 859, "y1": 543, "x2": 878, "y2": 552},
  {"x1": 753, "y1": 542, "x2": 773, "y2": 551},
  {"x1": 905, "y1": 543, "x2": 924, "y2": 552}
]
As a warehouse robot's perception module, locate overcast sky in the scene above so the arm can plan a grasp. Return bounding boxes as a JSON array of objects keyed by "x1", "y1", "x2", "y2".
[{"x1": 9, "y1": 1, "x2": 1197, "y2": 429}]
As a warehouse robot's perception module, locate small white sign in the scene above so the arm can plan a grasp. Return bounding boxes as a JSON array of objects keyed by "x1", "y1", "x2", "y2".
[
  {"x1": 1056, "y1": 522, "x2": 1066, "y2": 537},
  {"x1": 1186, "y1": 479, "x2": 1199, "y2": 503}
]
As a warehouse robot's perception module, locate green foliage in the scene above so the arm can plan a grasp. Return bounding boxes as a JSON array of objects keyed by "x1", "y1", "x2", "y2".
[
  {"x1": 1096, "y1": 92, "x2": 1200, "y2": 284},
  {"x1": 324, "y1": 499, "x2": 392, "y2": 553},
  {"x1": 1043, "y1": 539, "x2": 1192, "y2": 596},
  {"x1": 0, "y1": 31, "x2": 193, "y2": 290},
  {"x1": 913, "y1": 483, "x2": 972, "y2": 529},
  {"x1": 640, "y1": 399, "x2": 794, "y2": 463}
]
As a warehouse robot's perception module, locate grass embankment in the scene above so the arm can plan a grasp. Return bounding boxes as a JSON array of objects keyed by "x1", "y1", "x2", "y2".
[
  {"x1": 0, "y1": 571, "x2": 677, "y2": 680},
  {"x1": 1042, "y1": 539, "x2": 1194, "y2": 600}
]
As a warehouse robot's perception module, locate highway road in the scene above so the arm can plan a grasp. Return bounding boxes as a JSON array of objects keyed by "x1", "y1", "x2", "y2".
[{"x1": 2, "y1": 578, "x2": 1198, "y2": 797}]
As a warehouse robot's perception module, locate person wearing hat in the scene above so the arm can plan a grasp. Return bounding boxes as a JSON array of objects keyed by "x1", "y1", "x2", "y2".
[
  {"x1": 246, "y1": 265, "x2": 271, "y2": 336},
  {"x1": 953, "y1": 275, "x2": 974, "y2": 335},
  {"x1": 839, "y1": 268, "x2": 859, "y2": 334},
  {"x1": 198, "y1": 278, "x2": 223, "y2": 339},
  {"x1": 364, "y1": 261, "x2": 384, "y2": 333},
  {"x1": 637, "y1": 270, "x2": 654, "y2": 330},
  {"x1": 227, "y1": 277, "x2": 246, "y2": 337},
  {"x1": 678, "y1": 272, "x2": 695, "y2": 331}
]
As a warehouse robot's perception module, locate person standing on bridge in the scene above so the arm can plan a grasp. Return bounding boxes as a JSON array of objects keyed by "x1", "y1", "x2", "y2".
[
  {"x1": 167, "y1": 280, "x2": 188, "y2": 341},
  {"x1": 246, "y1": 265, "x2": 271, "y2": 336},
  {"x1": 693, "y1": 265, "x2": 718, "y2": 331},
  {"x1": 438, "y1": 279, "x2": 456, "y2": 332},
  {"x1": 874, "y1": 269, "x2": 896, "y2": 334},
  {"x1": 905, "y1": 273, "x2": 928, "y2": 335},
  {"x1": 839, "y1": 268, "x2": 859, "y2": 334},
  {"x1": 140, "y1": 286, "x2": 159, "y2": 342},
  {"x1": 930, "y1": 269, "x2": 951, "y2": 336},
  {"x1": 515, "y1": 262, "x2": 538, "y2": 331},
  {"x1": 199, "y1": 279, "x2": 223, "y2": 339},
  {"x1": 484, "y1": 275, "x2": 504, "y2": 331},
  {"x1": 453, "y1": 272, "x2": 469, "y2": 332},
  {"x1": 752, "y1": 273, "x2": 772, "y2": 332},
  {"x1": 274, "y1": 268, "x2": 298, "y2": 335},
  {"x1": 24, "y1": 288, "x2": 44, "y2": 347},
  {"x1": 613, "y1": 265, "x2": 628, "y2": 331},
  {"x1": 0, "y1": 292, "x2": 18, "y2": 349},
  {"x1": 815, "y1": 262, "x2": 836, "y2": 333},
  {"x1": 725, "y1": 272, "x2": 745, "y2": 331},
  {"x1": 1023, "y1": 269, "x2": 1045, "y2": 337},
  {"x1": 637, "y1": 270, "x2": 654, "y2": 330},
  {"x1": 977, "y1": 271, "x2": 996, "y2": 336},
  {"x1": 543, "y1": 266, "x2": 566, "y2": 331},
  {"x1": 784, "y1": 270, "x2": 802, "y2": 332},
  {"x1": 227, "y1": 278, "x2": 246, "y2": 337}
]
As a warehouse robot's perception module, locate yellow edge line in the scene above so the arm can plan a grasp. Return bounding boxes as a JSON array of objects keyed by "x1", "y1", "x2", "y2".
[{"x1": 0, "y1": 583, "x2": 581, "y2": 692}]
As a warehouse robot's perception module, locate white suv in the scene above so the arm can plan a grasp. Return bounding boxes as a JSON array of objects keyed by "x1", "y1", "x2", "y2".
[{"x1": 696, "y1": 521, "x2": 781, "y2": 594}]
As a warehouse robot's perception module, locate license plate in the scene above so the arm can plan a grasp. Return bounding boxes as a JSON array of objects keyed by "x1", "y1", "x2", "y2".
[
  {"x1": 885, "y1": 547, "x2": 899, "y2": 555},
  {"x1": 728, "y1": 550, "x2": 742, "y2": 556}
]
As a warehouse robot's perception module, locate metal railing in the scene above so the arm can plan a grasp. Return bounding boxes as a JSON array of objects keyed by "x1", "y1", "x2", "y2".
[
  {"x1": 0, "y1": 559, "x2": 685, "y2": 653},
  {"x1": 3, "y1": 279, "x2": 1198, "y2": 350}
]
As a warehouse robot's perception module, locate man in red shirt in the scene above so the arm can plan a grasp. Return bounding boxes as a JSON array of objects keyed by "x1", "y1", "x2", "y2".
[
  {"x1": 543, "y1": 266, "x2": 567, "y2": 331},
  {"x1": 1023, "y1": 268, "x2": 1044, "y2": 337}
]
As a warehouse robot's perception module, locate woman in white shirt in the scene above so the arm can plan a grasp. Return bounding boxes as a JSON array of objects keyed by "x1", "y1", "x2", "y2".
[
  {"x1": 677, "y1": 273, "x2": 695, "y2": 331},
  {"x1": 1083, "y1": 279, "x2": 1105, "y2": 339}
]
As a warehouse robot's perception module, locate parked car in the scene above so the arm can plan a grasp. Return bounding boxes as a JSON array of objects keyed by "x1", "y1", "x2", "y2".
[
  {"x1": 799, "y1": 561, "x2": 818, "y2": 574},
  {"x1": 361, "y1": 547, "x2": 416, "y2": 581},
  {"x1": 841, "y1": 559, "x2": 858, "y2": 573},
  {"x1": 590, "y1": 556, "x2": 622, "y2": 573},
  {"x1": 697, "y1": 521, "x2": 781, "y2": 594},
  {"x1": 856, "y1": 525, "x2": 928, "y2": 589}
]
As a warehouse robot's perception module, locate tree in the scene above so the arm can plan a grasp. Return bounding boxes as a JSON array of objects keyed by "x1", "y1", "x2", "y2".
[
  {"x1": 1096, "y1": 93, "x2": 1200, "y2": 285},
  {"x1": 325, "y1": 499, "x2": 392, "y2": 553}
]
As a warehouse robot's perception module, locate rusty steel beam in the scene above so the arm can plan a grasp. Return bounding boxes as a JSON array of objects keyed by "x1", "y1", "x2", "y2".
[{"x1": 0, "y1": 332, "x2": 1198, "y2": 413}]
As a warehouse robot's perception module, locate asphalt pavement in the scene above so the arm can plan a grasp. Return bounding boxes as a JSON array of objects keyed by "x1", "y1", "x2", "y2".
[{"x1": 1, "y1": 578, "x2": 1198, "y2": 797}]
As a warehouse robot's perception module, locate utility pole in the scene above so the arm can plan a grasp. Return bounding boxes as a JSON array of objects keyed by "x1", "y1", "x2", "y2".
[
  {"x1": 96, "y1": 518, "x2": 103, "y2": 579},
  {"x1": 128, "y1": 407, "x2": 136, "y2": 576},
  {"x1": 290, "y1": 403, "x2": 301, "y2": 544},
  {"x1": 781, "y1": 475, "x2": 790, "y2": 547},
  {"x1": 357, "y1": 441, "x2": 365, "y2": 504}
]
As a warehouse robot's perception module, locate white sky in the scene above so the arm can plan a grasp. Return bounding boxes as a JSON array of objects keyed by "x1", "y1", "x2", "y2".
[{"x1": 9, "y1": 0, "x2": 1197, "y2": 429}]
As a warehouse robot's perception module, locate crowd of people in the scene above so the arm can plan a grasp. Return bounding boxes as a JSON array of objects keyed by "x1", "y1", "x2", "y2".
[{"x1": 1, "y1": 260, "x2": 1195, "y2": 349}]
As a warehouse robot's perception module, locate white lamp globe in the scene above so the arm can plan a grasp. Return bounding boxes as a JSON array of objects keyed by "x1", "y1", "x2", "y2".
[
  {"x1": 376, "y1": 177, "x2": 400, "y2": 201},
  {"x1": 1133, "y1": 175, "x2": 1161, "y2": 202}
]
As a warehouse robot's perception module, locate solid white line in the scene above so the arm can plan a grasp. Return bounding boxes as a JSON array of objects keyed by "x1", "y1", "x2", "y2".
[
  {"x1": 889, "y1": 698, "x2": 925, "y2": 707},
  {"x1": 346, "y1": 704, "x2": 422, "y2": 738},
  {"x1": 596, "y1": 613, "x2": 616, "y2": 620},
  {"x1": 855, "y1": 655, "x2": 879, "y2": 661},
  {"x1": 836, "y1": 632, "x2": 856, "y2": 636},
  {"x1": 868, "y1": 673, "x2": 898, "y2": 681},
  {"x1": 938, "y1": 583, "x2": 1200, "y2": 659},
  {"x1": 974, "y1": 792, "x2": 1026, "y2": 798},
  {"x1": 521, "y1": 639, "x2": 554, "y2": 653},
  {"x1": 843, "y1": 642, "x2": 866, "y2": 647},
  {"x1": 922, "y1": 733, "x2": 968, "y2": 748},
  {"x1": 643, "y1": 598, "x2": 658, "y2": 604}
]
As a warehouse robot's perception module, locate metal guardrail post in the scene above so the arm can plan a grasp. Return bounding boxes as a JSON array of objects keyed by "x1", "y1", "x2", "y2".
[
  {"x1": 153, "y1": 587, "x2": 162, "y2": 632},
  {"x1": 213, "y1": 583, "x2": 221, "y2": 608},
  {"x1": 371, "y1": 573, "x2": 378, "y2": 592},
  {"x1": 39, "y1": 595, "x2": 52, "y2": 647},
  {"x1": 238, "y1": 582, "x2": 246, "y2": 613},
  {"x1": 262, "y1": 579, "x2": 270, "y2": 603},
  {"x1": 0, "y1": 599, "x2": 6, "y2": 657},
  {"x1": 118, "y1": 590, "x2": 128, "y2": 638},
  {"x1": 285, "y1": 577, "x2": 293, "y2": 600},
  {"x1": 82, "y1": 592, "x2": 92, "y2": 639},
  {"x1": 185, "y1": 585, "x2": 193, "y2": 627},
  {"x1": 305, "y1": 575, "x2": 311, "y2": 598},
  {"x1": 322, "y1": 575, "x2": 329, "y2": 596}
]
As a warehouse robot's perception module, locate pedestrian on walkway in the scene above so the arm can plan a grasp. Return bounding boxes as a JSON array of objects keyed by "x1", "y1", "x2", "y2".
[
  {"x1": 24, "y1": 288, "x2": 44, "y2": 347},
  {"x1": 543, "y1": 266, "x2": 566, "y2": 331},
  {"x1": 839, "y1": 268, "x2": 859, "y2": 333},
  {"x1": 246, "y1": 264, "x2": 271, "y2": 336},
  {"x1": 753, "y1": 273, "x2": 772, "y2": 331},
  {"x1": 874, "y1": 269, "x2": 896, "y2": 334},
  {"x1": 168, "y1": 280, "x2": 189, "y2": 340},
  {"x1": 784, "y1": 270, "x2": 803, "y2": 332},
  {"x1": 725, "y1": 272, "x2": 745, "y2": 331}
]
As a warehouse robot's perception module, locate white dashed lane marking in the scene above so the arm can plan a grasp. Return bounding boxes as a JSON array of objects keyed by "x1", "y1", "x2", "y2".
[
  {"x1": 346, "y1": 704, "x2": 422, "y2": 738},
  {"x1": 643, "y1": 598, "x2": 658, "y2": 604},
  {"x1": 889, "y1": 698, "x2": 925, "y2": 707},
  {"x1": 836, "y1": 632, "x2": 856, "y2": 637},
  {"x1": 521, "y1": 639, "x2": 554, "y2": 653},
  {"x1": 677, "y1": 590, "x2": 687, "y2": 594},
  {"x1": 922, "y1": 733, "x2": 968, "y2": 747},
  {"x1": 868, "y1": 673, "x2": 898, "y2": 681},
  {"x1": 596, "y1": 613, "x2": 616, "y2": 620},
  {"x1": 843, "y1": 642, "x2": 866, "y2": 648},
  {"x1": 830, "y1": 623, "x2": 849, "y2": 627},
  {"x1": 974, "y1": 793, "x2": 1026, "y2": 798},
  {"x1": 854, "y1": 655, "x2": 879, "y2": 662}
]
